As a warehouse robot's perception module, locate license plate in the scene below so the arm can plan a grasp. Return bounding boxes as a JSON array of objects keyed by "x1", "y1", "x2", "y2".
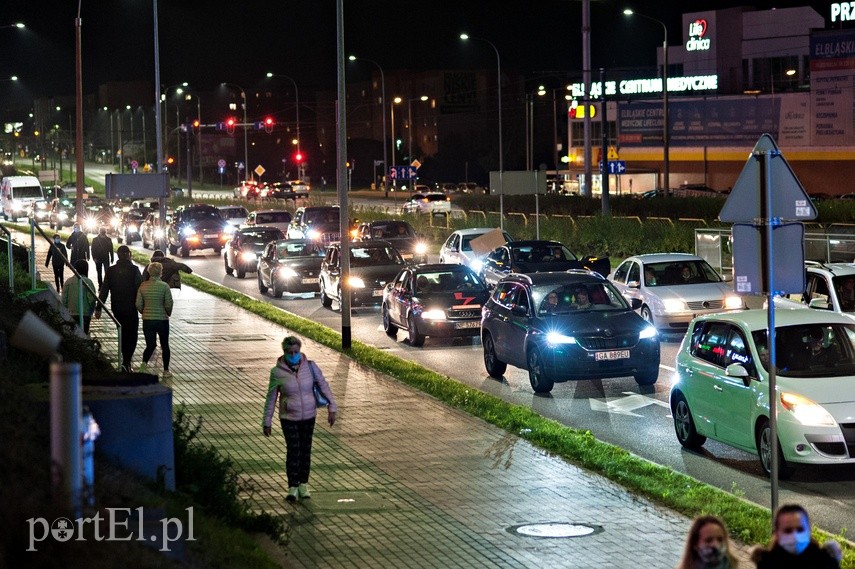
[
  {"x1": 204, "y1": 234, "x2": 219, "y2": 239},
  {"x1": 454, "y1": 321, "x2": 480, "y2": 329},
  {"x1": 372, "y1": 289, "x2": 384, "y2": 297},
  {"x1": 595, "y1": 350, "x2": 630, "y2": 361},
  {"x1": 301, "y1": 278, "x2": 319, "y2": 284}
]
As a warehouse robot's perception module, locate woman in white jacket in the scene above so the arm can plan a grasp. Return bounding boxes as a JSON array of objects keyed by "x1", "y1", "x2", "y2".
[{"x1": 263, "y1": 336, "x2": 337, "y2": 502}]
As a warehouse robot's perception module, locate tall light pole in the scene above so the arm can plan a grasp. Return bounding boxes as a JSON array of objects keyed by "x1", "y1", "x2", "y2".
[
  {"x1": 0, "y1": 23, "x2": 25, "y2": 29},
  {"x1": 160, "y1": 83, "x2": 186, "y2": 174},
  {"x1": 348, "y1": 55, "x2": 388, "y2": 197},
  {"x1": 624, "y1": 8, "x2": 669, "y2": 195},
  {"x1": 407, "y1": 95, "x2": 428, "y2": 168},
  {"x1": 222, "y1": 82, "x2": 249, "y2": 183},
  {"x1": 265, "y1": 72, "x2": 302, "y2": 180},
  {"x1": 460, "y1": 33, "x2": 504, "y2": 228},
  {"x1": 391, "y1": 97, "x2": 401, "y2": 190},
  {"x1": 74, "y1": 1, "x2": 84, "y2": 224}
]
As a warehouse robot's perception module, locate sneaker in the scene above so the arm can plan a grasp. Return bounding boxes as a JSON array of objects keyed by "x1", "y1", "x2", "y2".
[
  {"x1": 138, "y1": 362, "x2": 147, "y2": 373},
  {"x1": 286, "y1": 487, "x2": 300, "y2": 502},
  {"x1": 162, "y1": 370, "x2": 173, "y2": 379},
  {"x1": 298, "y1": 483, "x2": 311, "y2": 499}
]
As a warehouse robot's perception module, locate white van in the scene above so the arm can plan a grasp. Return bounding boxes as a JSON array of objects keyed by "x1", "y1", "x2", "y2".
[{"x1": 1, "y1": 175, "x2": 45, "y2": 221}]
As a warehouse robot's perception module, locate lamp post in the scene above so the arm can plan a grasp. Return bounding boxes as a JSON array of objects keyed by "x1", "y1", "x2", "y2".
[
  {"x1": 348, "y1": 55, "x2": 388, "y2": 197},
  {"x1": 222, "y1": 82, "x2": 249, "y2": 183},
  {"x1": 391, "y1": 97, "x2": 401, "y2": 190},
  {"x1": 160, "y1": 83, "x2": 186, "y2": 175},
  {"x1": 460, "y1": 33, "x2": 503, "y2": 228},
  {"x1": 265, "y1": 72, "x2": 301, "y2": 179},
  {"x1": 0, "y1": 23, "x2": 25, "y2": 29},
  {"x1": 624, "y1": 9, "x2": 669, "y2": 195},
  {"x1": 407, "y1": 95, "x2": 429, "y2": 168}
]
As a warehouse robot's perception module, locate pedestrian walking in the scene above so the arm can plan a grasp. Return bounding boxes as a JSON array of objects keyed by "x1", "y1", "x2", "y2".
[
  {"x1": 90, "y1": 227, "x2": 114, "y2": 288},
  {"x1": 95, "y1": 245, "x2": 142, "y2": 372},
  {"x1": 751, "y1": 504, "x2": 841, "y2": 569},
  {"x1": 677, "y1": 515, "x2": 740, "y2": 569},
  {"x1": 61, "y1": 259, "x2": 97, "y2": 335},
  {"x1": 144, "y1": 249, "x2": 192, "y2": 289},
  {"x1": 262, "y1": 335, "x2": 337, "y2": 503},
  {"x1": 66, "y1": 223, "x2": 91, "y2": 264},
  {"x1": 135, "y1": 261, "x2": 174, "y2": 379},
  {"x1": 45, "y1": 233, "x2": 68, "y2": 291}
]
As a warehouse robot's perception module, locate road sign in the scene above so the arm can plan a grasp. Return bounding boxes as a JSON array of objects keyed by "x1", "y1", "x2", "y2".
[
  {"x1": 411, "y1": 159, "x2": 422, "y2": 169},
  {"x1": 598, "y1": 160, "x2": 626, "y2": 174},
  {"x1": 237, "y1": 162, "x2": 245, "y2": 171},
  {"x1": 732, "y1": 223, "x2": 806, "y2": 294},
  {"x1": 720, "y1": 134, "x2": 816, "y2": 223},
  {"x1": 217, "y1": 159, "x2": 226, "y2": 168},
  {"x1": 389, "y1": 166, "x2": 417, "y2": 180},
  {"x1": 607, "y1": 146, "x2": 619, "y2": 160},
  {"x1": 254, "y1": 165, "x2": 266, "y2": 177},
  {"x1": 130, "y1": 160, "x2": 139, "y2": 171}
]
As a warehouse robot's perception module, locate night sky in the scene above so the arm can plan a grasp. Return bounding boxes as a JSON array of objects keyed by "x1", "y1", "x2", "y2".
[{"x1": 0, "y1": 0, "x2": 843, "y2": 102}]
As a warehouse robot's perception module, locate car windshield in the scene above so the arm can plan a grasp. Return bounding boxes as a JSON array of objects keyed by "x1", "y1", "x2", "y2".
[
  {"x1": 832, "y1": 275, "x2": 855, "y2": 312},
  {"x1": 242, "y1": 229, "x2": 282, "y2": 245},
  {"x1": 350, "y1": 246, "x2": 403, "y2": 267},
  {"x1": 510, "y1": 244, "x2": 577, "y2": 263},
  {"x1": 534, "y1": 281, "x2": 630, "y2": 315},
  {"x1": 184, "y1": 208, "x2": 221, "y2": 222},
  {"x1": 221, "y1": 207, "x2": 248, "y2": 219},
  {"x1": 415, "y1": 268, "x2": 485, "y2": 294},
  {"x1": 643, "y1": 259, "x2": 721, "y2": 286},
  {"x1": 256, "y1": 211, "x2": 291, "y2": 224},
  {"x1": 305, "y1": 208, "x2": 340, "y2": 225},
  {"x1": 277, "y1": 241, "x2": 325, "y2": 257},
  {"x1": 371, "y1": 222, "x2": 414, "y2": 238},
  {"x1": 752, "y1": 323, "x2": 855, "y2": 377},
  {"x1": 13, "y1": 185, "x2": 43, "y2": 199},
  {"x1": 461, "y1": 231, "x2": 511, "y2": 252}
]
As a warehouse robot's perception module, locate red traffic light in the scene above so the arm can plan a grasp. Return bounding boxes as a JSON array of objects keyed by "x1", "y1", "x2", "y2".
[
  {"x1": 294, "y1": 152, "x2": 304, "y2": 163},
  {"x1": 226, "y1": 117, "x2": 236, "y2": 135},
  {"x1": 264, "y1": 116, "x2": 274, "y2": 133}
]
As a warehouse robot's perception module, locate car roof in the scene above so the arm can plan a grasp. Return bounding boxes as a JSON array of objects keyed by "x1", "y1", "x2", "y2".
[
  {"x1": 451, "y1": 227, "x2": 502, "y2": 236},
  {"x1": 218, "y1": 205, "x2": 247, "y2": 211},
  {"x1": 238, "y1": 225, "x2": 282, "y2": 234},
  {"x1": 693, "y1": 308, "x2": 855, "y2": 331},
  {"x1": 806, "y1": 261, "x2": 855, "y2": 277},
  {"x1": 252, "y1": 209, "x2": 291, "y2": 214},
  {"x1": 506, "y1": 240, "x2": 564, "y2": 248},
  {"x1": 621, "y1": 253, "x2": 704, "y2": 264},
  {"x1": 500, "y1": 271, "x2": 606, "y2": 286},
  {"x1": 414, "y1": 263, "x2": 476, "y2": 273}
]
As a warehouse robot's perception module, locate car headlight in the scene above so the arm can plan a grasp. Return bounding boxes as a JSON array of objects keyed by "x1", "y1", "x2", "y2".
[
  {"x1": 223, "y1": 225, "x2": 236, "y2": 235},
  {"x1": 181, "y1": 227, "x2": 196, "y2": 237},
  {"x1": 85, "y1": 218, "x2": 97, "y2": 230},
  {"x1": 421, "y1": 309, "x2": 446, "y2": 320},
  {"x1": 154, "y1": 228, "x2": 164, "y2": 238},
  {"x1": 128, "y1": 224, "x2": 138, "y2": 233},
  {"x1": 639, "y1": 325, "x2": 658, "y2": 340},
  {"x1": 277, "y1": 267, "x2": 299, "y2": 279},
  {"x1": 546, "y1": 331, "x2": 577, "y2": 345},
  {"x1": 663, "y1": 298, "x2": 686, "y2": 313},
  {"x1": 724, "y1": 295, "x2": 743, "y2": 309},
  {"x1": 348, "y1": 276, "x2": 365, "y2": 288},
  {"x1": 414, "y1": 242, "x2": 428, "y2": 255},
  {"x1": 306, "y1": 229, "x2": 319, "y2": 240},
  {"x1": 58, "y1": 212, "x2": 69, "y2": 221},
  {"x1": 240, "y1": 251, "x2": 257, "y2": 263},
  {"x1": 111, "y1": 217, "x2": 120, "y2": 228},
  {"x1": 781, "y1": 392, "x2": 836, "y2": 427},
  {"x1": 469, "y1": 259, "x2": 484, "y2": 272}
]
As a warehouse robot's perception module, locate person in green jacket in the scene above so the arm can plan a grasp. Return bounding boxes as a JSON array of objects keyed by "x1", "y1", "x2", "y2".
[
  {"x1": 61, "y1": 259, "x2": 97, "y2": 335},
  {"x1": 135, "y1": 261, "x2": 174, "y2": 378}
]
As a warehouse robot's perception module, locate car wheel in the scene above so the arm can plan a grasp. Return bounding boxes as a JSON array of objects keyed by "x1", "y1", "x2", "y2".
[
  {"x1": 180, "y1": 242, "x2": 190, "y2": 258},
  {"x1": 671, "y1": 392, "x2": 706, "y2": 449},
  {"x1": 142, "y1": 236, "x2": 149, "y2": 249},
  {"x1": 407, "y1": 314, "x2": 425, "y2": 347},
  {"x1": 117, "y1": 233, "x2": 123, "y2": 244},
  {"x1": 634, "y1": 365, "x2": 659, "y2": 386},
  {"x1": 382, "y1": 305, "x2": 397, "y2": 338},
  {"x1": 237, "y1": 267, "x2": 246, "y2": 279},
  {"x1": 272, "y1": 278, "x2": 283, "y2": 298},
  {"x1": 214, "y1": 247, "x2": 222, "y2": 254},
  {"x1": 757, "y1": 419, "x2": 796, "y2": 479},
  {"x1": 527, "y1": 347, "x2": 554, "y2": 393},
  {"x1": 169, "y1": 244, "x2": 178, "y2": 256},
  {"x1": 257, "y1": 273, "x2": 268, "y2": 294},
  {"x1": 49, "y1": 221, "x2": 55, "y2": 229},
  {"x1": 320, "y1": 280, "x2": 332, "y2": 308},
  {"x1": 640, "y1": 305, "x2": 655, "y2": 326},
  {"x1": 224, "y1": 254, "x2": 233, "y2": 276},
  {"x1": 482, "y1": 332, "x2": 507, "y2": 378}
]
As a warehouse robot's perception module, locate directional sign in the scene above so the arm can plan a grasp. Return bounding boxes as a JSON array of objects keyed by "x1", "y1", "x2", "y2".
[
  {"x1": 720, "y1": 134, "x2": 817, "y2": 223},
  {"x1": 390, "y1": 166, "x2": 417, "y2": 180},
  {"x1": 598, "y1": 160, "x2": 626, "y2": 174}
]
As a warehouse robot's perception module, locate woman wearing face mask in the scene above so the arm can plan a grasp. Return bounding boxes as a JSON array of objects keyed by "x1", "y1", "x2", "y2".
[
  {"x1": 262, "y1": 335, "x2": 337, "y2": 503},
  {"x1": 752, "y1": 504, "x2": 840, "y2": 569},
  {"x1": 677, "y1": 515, "x2": 740, "y2": 569}
]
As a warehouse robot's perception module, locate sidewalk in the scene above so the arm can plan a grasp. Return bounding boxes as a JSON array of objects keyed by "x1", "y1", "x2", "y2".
[{"x1": 85, "y1": 282, "x2": 756, "y2": 569}]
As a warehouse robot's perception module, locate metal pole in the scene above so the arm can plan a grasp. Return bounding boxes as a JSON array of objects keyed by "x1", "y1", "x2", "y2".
[
  {"x1": 153, "y1": 0, "x2": 166, "y2": 228},
  {"x1": 408, "y1": 98, "x2": 413, "y2": 167},
  {"x1": 74, "y1": 5, "x2": 85, "y2": 226},
  {"x1": 762, "y1": 150, "x2": 779, "y2": 517},
  {"x1": 142, "y1": 110, "x2": 147, "y2": 165},
  {"x1": 197, "y1": 96, "x2": 202, "y2": 188},
  {"x1": 582, "y1": 0, "x2": 592, "y2": 198},
  {"x1": 663, "y1": 29, "x2": 670, "y2": 196},
  {"x1": 552, "y1": 89, "x2": 559, "y2": 172},
  {"x1": 335, "y1": 0, "x2": 351, "y2": 350},
  {"x1": 600, "y1": 68, "x2": 610, "y2": 216},
  {"x1": 51, "y1": 361, "x2": 82, "y2": 516},
  {"x1": 242, "y1": 89, "x2": 248, "y2": 182},
  {"x1": 175, "y1": 106, "x2": 180, "y2": 178},
  {"x1": 109, "y1": 111, "x2": 114, "y2": 167}
]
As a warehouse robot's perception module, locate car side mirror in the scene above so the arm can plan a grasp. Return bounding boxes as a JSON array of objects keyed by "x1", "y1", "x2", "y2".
[
  {"x1": 808, "y1": 297, "x2": 830, "y2": 310},
  {"x1": 725, "y1": 363, "x2": 749, "y2": 379},
  {"x1": 449, "y1": 245, "x2": 459, "y2": 252},
  {"x1": 629, "y1": 298, "x2": 643, "y2": 310},
  {"x1": 627, "y1": 280, "x2": 641, "y2": 289},
  {"x1": 511, "y1": 304, "x2": 528, "y2": 317},
  {"x1": 722, "y1": 273, "x2": 734, "y2": 282}
]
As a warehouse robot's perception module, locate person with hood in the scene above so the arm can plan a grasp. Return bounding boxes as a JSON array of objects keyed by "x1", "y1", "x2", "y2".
[
  {"x1": 45, "y1": 233, "x2": 69, "y2": 291},
  {"x1": 143, "y1": 249, "x2": 192, "y2": 289},
  {"x1": 90, "y1": 226, "x2": 114, "y2": 288},
  {"x1": 751, "y1": 504, "x2": 841, "y2": 569},
  {"x1": 66, "y1": 223, "x2": 90, "y2": 264},
  {"x1": 61, "y1": 259, "x2": 97, "y2": 335},
  {"x1": 262, "y1": 335, "x2": 337, "y2": 503},
  {"x1": 95, "y1": 245, "x2": 142, "y2": 372},
  {"x1": 676, "y1": 515, "x2": 740, "y2": 569}
]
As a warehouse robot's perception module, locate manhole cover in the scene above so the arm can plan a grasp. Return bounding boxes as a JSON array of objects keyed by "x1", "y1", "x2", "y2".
[{"x1": 507, "y1": 523, "x2": 602, "y2": 538}]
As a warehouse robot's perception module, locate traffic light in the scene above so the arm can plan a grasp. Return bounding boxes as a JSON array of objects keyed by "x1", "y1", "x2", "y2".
[
  {"x1": 294, "y1": 151, "x2": 304, "y2": 164},
  {"x1": 226, "y1": 117, "x2": 236, "y2": 135},
  {"x1": 264, "y1": 116, "x2": 274, "y2": 133},
  {"x1": 192, "y1": 119, "x2": 200, "y2": 132}
]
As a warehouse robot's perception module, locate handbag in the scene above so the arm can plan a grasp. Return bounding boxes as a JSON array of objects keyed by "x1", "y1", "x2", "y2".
[{"x1": 308, "y1": 362, "x2": 330, "y2": 408}]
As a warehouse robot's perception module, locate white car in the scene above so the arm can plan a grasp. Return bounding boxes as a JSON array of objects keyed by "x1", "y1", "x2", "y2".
[
  {"x1": 218, "y1": 205, "x2": 249, "y2": 229},
  {"x1": 438, "y1": 228, "x2": 513, "y2": 270},
  {"x1": 401, "y1": 192, "x2": 451, "y2": 215},
  {"x1": 609, "y1": 253, "x2": 743, "y2": 334},
  {"x1": 773, "y1": 261, "x2": 855, "y2": 318}
]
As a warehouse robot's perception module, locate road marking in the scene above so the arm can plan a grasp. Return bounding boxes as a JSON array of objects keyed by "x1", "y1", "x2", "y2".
[{"x1": 589, "y1": 392, "x2": 670, "y2": 417}]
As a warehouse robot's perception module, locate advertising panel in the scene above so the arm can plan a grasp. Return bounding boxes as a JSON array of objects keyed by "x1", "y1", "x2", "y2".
[{"x1": 810, "y1": 30, "x2": 855, "y2": 146}]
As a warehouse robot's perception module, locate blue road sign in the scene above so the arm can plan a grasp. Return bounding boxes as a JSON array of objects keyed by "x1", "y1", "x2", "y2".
[
  {"x1": 390, "y1": 166, "x2": 417, "y2": 180},
  {"x1": 599, "y1": 161, "x2": 626, "y2": 174}
]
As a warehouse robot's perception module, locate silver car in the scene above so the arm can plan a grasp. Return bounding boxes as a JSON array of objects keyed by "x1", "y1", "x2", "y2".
[
  {"x1": 438, "y1": 227, "x2": 512, "y2": 271},
  {"x1": 609, "y1": 253, "x2": 743, "y2": 333}
]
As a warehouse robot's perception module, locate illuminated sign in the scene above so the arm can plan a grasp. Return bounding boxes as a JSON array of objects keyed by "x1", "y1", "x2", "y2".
[
  {"x1": 569, "y1": 75, "x2": 718, "y2": 98},
  {"x1": 831, "y1": 2, "x2": 855, "y2": 21},
  {"x1": 686, "y1": 19, "x2": 711, "y2": 51}
]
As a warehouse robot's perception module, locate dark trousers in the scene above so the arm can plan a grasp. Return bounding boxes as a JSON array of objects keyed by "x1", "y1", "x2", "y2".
[
  {"x1": 142, "y1": 319, "x2": 170, "y2": 371},
  {"x1": 115, "y1": 311, "x2": 139, "y2": 370},
  {"x1": 72, "y1": 315, "x2": 92, "y2": 335},
  {"x1": 94, "y1": 259, "x2": 109, "y2": 288},
  {"x1": 51, "y1": 265, "x2": 64, "y2": 291},
  {"x1": 280, "y1": 417, "x2": 315, "y2": 488}
]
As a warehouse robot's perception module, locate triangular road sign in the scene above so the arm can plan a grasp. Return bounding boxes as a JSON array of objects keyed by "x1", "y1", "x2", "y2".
[{"x1": 719, "y1": 134, "x2": 816, "y2": 223}]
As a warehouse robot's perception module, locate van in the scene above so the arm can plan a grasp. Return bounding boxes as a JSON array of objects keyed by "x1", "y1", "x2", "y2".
[{"x1": 1, "y1": 176, "x2": 45, "y2": 221}]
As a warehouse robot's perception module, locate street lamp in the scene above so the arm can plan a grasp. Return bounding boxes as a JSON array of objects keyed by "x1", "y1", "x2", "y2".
[
  {"x1": 460, "y1": 33, "x2": 504, "y2": 228},
  {"x1": 265, "y1": 72, "x2": 302, "y2": 179},
  {"x1": 624, "y1": 8, "x2": 669, "y2": 195},
  {"x1": 407, "y1": 95, "x2": 429, "y2": 168},
  {"x1": 221, "y1": 82, "x2": 249, "y2": 183},
  {"x1": 391, "y1": 97, "x2": 402, "y2": 189},
  {"x1": 0, "y1": 23, "x2": 25, "y2": 29},
  {"x1": 348, "y1": 55, "x2": 389, "y2": 197}
]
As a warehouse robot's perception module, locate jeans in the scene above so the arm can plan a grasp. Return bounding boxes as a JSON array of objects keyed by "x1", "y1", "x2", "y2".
[
  {"x1": 142, "y1": 319, "x2": 170, "y2": 371},
  {"x1": 280, "y1": 417, "x2": 316, "y2": 488}
]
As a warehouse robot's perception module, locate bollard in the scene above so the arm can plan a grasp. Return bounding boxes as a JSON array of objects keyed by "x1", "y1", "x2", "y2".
[{"x1": 51, "y1": 361, "x2": 82, "y2": 516}]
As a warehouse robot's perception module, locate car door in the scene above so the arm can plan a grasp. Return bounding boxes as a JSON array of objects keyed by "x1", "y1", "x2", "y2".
[
  {"x1": 708, "y1": 325, "x2": 759, "y2": 449},
  {"x1": 442, "y1": 233, "x2": 460, "y2": 263},
  {"x1": 683, "y1": 321, "x2": 730, "y2": 437},
  {"x1": 505, "y1": 285, "x2": 533, "y2": 368},
  {"x1": 487, "y1": 282, "x2": 520, "y2": 364},
  {"x1": 803, "y1": 271, "x2": 833, "y2": 310},
  {"x1": 482, "y1": 248, "x2": 509, "y2": 288},
  {"x1": 258, "y1": 242, "x2": 274, "y2": 285},
  {"x1": 326, "y1": 246, "x2": 342, "y2": 299},
  {"x1": 388, "y1": 270, "x2": 410, "y2": 326}
]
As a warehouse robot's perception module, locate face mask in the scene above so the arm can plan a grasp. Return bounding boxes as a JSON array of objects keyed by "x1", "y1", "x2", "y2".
[
  {"x1": 54, "y1": 238, "x2": 60, "y2": 244},
  {"x1": 697, "y1": 544, "x2": 726, "y2": 565},
  {"x1": 778, "y1": 530, "x2": 811, "y2": 555},
  {"x1": 284, "y1": 353, "x2": 301, "y2": 366}
]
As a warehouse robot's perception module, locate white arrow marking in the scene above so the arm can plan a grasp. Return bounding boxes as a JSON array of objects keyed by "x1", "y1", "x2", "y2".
[{"x1": 589, "y1": 392, "x2": 670, "y2": 417}]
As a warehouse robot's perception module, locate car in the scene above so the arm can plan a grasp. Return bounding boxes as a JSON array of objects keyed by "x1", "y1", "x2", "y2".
[
  {"x1": 79, "y1": 197, "x2": 117, "y2": 233},
  {"x1": 265, "y1": 181, "x2": 309, "y2": 200},
  {"x1": 223, "y1": 226, "x2": 285, "y2": 279},
  {"x1": 30, "y1": 198, "x2": 51, "y2": 223},
  {"x1": 608, "y1": 253, "x2": 744, "y2": 334},
  {"x1": 233, "y1": 181, "x2": 263, "y2": 199},
  {"x1": 774, "y1": 261, "x2": 855, "y2": 316},
  {"x1": 438, "y1": 227, "x2": 514, "y2": 270},
  {"x1": 381, "y1": 264, "x2": 489, "y2": 346},
  {"x1": 287, "y1": 206, "x2": 341, "y2": 244},
  {"x1": 116, "y1": 207, "x2": 152, "y2": 244},
  {"x1": 401, "y1": 192, "x2": 451, "y2": 215},
  {"x1": 670, "y1": 309, "x2": 855, "y2": 477},
  {"x1": 479, "y1": 240, "x2": 611, "y2": 289},
  {"x1": 353, "y1": 219, "x2": 429, "y2": 264},
  {"x1": 167, "y1": 203, "x2": 228, "y2": 257},
  {"x1": 319, "y1": 241, "x2": 406, "y2": 309},
  {"x1": 48, "y1": 197, "x2": 77, "y2": 230},
  {"x1": 457, "y1": 182, "x2": 482, "y2": 194},
  {"x1": 257, "y1": 239, "x2": 327, "y2": 298},
  {"x1": 218, "y1": 205, "x2": 249, "y2": 229},
  {"x1": 242, "y1": 209, "x2": 293, "y2": 233},
  {"x1": 141, "y1": 210, "x2": 172, "y2": 251},
  {"x1": 481, "y1": 272, "x2": 659, "y2": 393},
  {"x1": 286, "y1": 180, "x2": 311, "y2": 197}
]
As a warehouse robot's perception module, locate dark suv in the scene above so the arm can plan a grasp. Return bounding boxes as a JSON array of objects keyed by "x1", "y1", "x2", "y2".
[
  {"x1": 481, "y1": 271, "x2": 660, "y2": 393},
  {"x1": 168, "y1": 204, "x2": 227, "y2": 257},
  {"x1": 353, "y1": 219, "x2": 429, "y2": 264},
  {"x1": 287, "y1": 206, "x2": 341, "y2": 244},
  {"x1": 479, "y1": 240, "x2": 610, "y2": 289}
]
